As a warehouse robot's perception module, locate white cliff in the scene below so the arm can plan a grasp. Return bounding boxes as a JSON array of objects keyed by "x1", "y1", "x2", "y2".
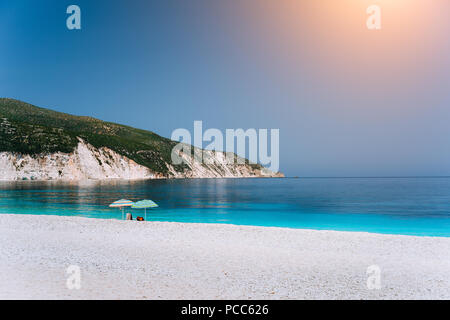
[
  {"x1": 167, "y1": 148, "x2": 282, "y2": 178},
  {"x1": 0, "y1": 139, "x2": 157, "y2": 181},
  {"x1": 0, "y1": 139, "x2": 283, "y2": 181}
]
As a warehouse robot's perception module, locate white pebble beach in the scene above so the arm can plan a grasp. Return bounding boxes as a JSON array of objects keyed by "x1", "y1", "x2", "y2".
[{"x1": 0, "y1": 214, "x2": 449, "y2": 300}]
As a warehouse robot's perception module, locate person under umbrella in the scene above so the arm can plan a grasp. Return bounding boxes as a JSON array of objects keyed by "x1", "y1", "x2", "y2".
[
  {"x1": 109, "y1": 199, "x2": 134, "y2": 220},
  {"x1": 131, "y1": 200, "x2": 158, "y2": 221}
]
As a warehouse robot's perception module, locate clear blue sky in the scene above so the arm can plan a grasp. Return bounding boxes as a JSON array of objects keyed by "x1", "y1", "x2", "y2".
[{"x1": 1, "y1": 0, "x2": 449, "y2": 177}]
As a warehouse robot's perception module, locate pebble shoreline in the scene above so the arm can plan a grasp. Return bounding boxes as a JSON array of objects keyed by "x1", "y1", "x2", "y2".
[{"x1": 0, "y1": 214, "x2": 449, "y2": 299}]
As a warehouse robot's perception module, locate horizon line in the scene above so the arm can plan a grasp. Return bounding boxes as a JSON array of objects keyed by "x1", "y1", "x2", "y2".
[{"x1": 285, "y1": 176, "x2": 450, "y2": 179}]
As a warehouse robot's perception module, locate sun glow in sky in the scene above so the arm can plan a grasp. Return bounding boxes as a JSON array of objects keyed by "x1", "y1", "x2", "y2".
[{"x1": 233, "y1": 0, "x2": 446, "y2": 101}]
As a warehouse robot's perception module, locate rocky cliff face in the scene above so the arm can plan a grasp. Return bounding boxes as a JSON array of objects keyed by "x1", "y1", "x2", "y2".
[
  {"x1": 0, "y1": 139, "x2": 156, "y2": 181},
  {"x1": 167, "y1": 147, "x2": 282, "y2": 178},
  {"x1": 0, "y1": 139, "x2": 282, "y2": 181}
]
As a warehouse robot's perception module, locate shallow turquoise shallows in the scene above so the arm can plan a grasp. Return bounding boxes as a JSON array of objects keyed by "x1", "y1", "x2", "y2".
[{"x1": 0, "y1": 177, "x2": 449, "y2": 237}]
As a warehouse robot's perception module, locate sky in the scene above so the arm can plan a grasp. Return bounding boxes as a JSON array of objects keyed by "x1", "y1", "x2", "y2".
[{"x1": 1, "y1": 0, "x2": 449, "y2": 177}]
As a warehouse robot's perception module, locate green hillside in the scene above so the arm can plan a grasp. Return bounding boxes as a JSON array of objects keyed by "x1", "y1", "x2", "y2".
[{"x1": 0, "y1": 98, "x2": 188, "y2": 175}]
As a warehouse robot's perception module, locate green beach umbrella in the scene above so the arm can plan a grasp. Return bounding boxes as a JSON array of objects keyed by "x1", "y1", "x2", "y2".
[
  {"x1": 131, "y1": 200, "x2": 158, "y2": 221},
  {"x1": 109, "y1": 199, "x2": 134, "y2": 220}
]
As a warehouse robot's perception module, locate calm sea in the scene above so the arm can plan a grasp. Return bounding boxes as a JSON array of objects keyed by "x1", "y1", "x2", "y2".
[{"x1": 0, "y1": 177, "x2": 449, "y2": 236}]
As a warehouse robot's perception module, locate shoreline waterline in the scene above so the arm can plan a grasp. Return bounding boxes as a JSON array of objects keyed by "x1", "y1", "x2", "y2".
[{"x1": 1, "y1": 212, "x2": 449, "y2": 238}]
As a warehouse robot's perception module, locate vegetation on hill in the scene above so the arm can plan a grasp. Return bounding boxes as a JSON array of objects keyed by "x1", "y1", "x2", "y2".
[{"x1": 0, "y1": 98, "x2": 187, "y2": 175}]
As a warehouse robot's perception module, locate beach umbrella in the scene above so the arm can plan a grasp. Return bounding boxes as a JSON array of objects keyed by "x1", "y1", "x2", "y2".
[
  {"x1": 109, "y1": 199, "x2": 134, "y2": 220},
  {"x1": 131, "y1": 200, "x2": 158, "y2": 221}
]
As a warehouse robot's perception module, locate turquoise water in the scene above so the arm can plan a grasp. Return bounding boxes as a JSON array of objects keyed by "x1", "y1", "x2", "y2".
[{"x1": 0, "y1": 177, "x2": 449, "y2": 236}]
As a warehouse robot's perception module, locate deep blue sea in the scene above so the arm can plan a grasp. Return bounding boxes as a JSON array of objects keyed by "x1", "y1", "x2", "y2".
[{"x1": 0, "y1": 177, "x2": 449, "y2": 236}]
